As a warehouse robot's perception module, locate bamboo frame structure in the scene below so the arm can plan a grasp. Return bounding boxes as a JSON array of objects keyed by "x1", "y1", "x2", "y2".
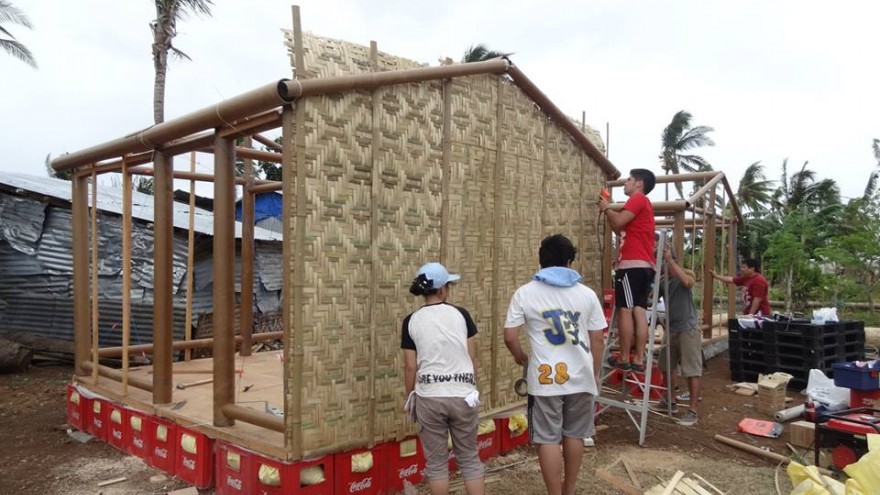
[
  {"x1": 51, "y1": 10, "x2": 627, "y2": 460},
  {"x1": 603, "y1": 171, "x2": 743, "y2": 338}
]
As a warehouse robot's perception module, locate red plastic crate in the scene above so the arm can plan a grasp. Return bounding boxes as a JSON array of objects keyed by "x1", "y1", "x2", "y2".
[
  {"x1": 334, "y1": 445, "x2": 385, "y2": 495},
  {"x1": 125, "y1": 408, "x2": 150, "y2": 459},
  {"x1": 215, "y1": 442, "x2": 254, "y2": 495},
  {"x1": 85, "y1": 397, "x2": 108, "y2": 441},
  {"x1": 175, "y1": 426, "x2": 214, "y2": 489},
  {"x1": 147, "y1": 417, "x2": 177, "y2": 475},
  {"x1": 385, "y1": 437, "x2": 425, "y2": 493},
  {"x1": 250, "y1": 454, "x2": 334, "y2": 495},
  {"x1": 291, "y1": 456, "x2": 333, "y2": 494},
  {"x1": 65, "y1": 384, "x2": 84, "y2": 430},
  {"x1": 498, "y1": 414, "x2": 529, "y2": 454},
  {"x1": 477, "y1": 429, "x2": 500, "y2": 460},
  {"x1": 106, "y1": 403, "x2": 126, "y2": 451},
  {"x1": 851, "y1": 389, "x2": 880, "y2": 408},
  {"x1": 626, "y1": 362, "x2": 666, "y2": 401}
]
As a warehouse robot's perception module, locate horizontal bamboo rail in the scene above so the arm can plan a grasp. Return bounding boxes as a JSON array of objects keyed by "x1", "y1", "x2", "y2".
[
  {"x1": 221, "y1": 403, "x2": 284, "y2": 432},
  {"x1": 82, "y1": 360, "x2": 154, "y2": 392},
  {"x1": 98, "y1": 331, "x2": 283, "y2": 358}
]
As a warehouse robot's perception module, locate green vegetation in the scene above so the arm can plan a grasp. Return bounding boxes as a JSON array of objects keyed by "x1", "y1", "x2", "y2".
[{"x1": 0, "y1": 0, "x2": 36, "y2": 68}]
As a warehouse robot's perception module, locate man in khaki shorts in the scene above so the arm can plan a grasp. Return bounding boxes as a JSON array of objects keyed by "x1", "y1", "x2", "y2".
[{"x1": 654, "y1": 245, "x2": 702, "y2": 426}]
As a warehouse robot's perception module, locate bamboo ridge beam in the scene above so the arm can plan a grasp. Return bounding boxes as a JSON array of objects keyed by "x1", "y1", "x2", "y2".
[
  {"x1": 51, "y1": 81, "x2": 293, "y2": 172},
  {"x1": 97, "y1": 331, "x2": 283, "y2": 358},
  {"x1": 506, "y1": 65, "x2": 620, "y2": 180}
]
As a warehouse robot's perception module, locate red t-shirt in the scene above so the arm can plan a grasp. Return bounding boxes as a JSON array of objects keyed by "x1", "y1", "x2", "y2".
[
  {"x1": 733, "y1": 273, "x2": 770, "y2": 316},
  {"x1": 618, "y1": 192, "x2": 655, "y2": 266}
]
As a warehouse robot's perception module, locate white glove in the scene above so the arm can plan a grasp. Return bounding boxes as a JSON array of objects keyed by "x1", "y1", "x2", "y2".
[{"x1": 464, "y1": 390, "x2": 480, "y2": 408}]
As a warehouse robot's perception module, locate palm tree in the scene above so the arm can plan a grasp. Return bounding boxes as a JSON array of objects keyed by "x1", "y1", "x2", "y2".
[
  {"x1": 864, "y1": 138, "x2": 880, "y2": 200},
  {"x1": 461, "y1": 43, "x2": 512, "y2": 63},
  {"x1": 151, "y1": 0, "x2": 213, "y2": 124},
  {"x1": 659, "y1": 110, "x2": 715, "y2": 199},
  {"x1": 736, "y1": 162, "x2": 774, "y2": 214},
  {"x1": 0, "y1": 1, "x2": 36, "y2": 68}
]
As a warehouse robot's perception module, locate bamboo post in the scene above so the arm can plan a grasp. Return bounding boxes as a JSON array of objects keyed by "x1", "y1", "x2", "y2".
[
  {"x1": 701, "y1": 187, "x2": 717, "y2": 338},
  {"x1": 90, "y1": 170, "x2": 99, "y2": 384},
  {"x1": 289, "y1": 3, "x2": 306, "y2": 460},
  {"x1": 241, "y1": 137, "x2": 255, "y2": 357},
  {"x1": 490, "y1": 77, "x2": 504, "y2": 407},
  {"x1": 213, "y1": 133, "x2": 236, "y2": 427},
  {"x1": 281, "y1": 104, "x2": 296, "y2": 456},
  {"x1": 152, "y1": 151, "x2": 174, "y2": 405},
  {"x1": 367, "y1": 39, "x2": 381, "y2": 445},
  {"x1": 673, "y1": 211, "x2": 685, "y2": 265},
  {"x1": 122, "y1": 157, "x2": 132, "y2": 395},
  {"x1": 602, "y1": 187, "x2": 613, "y2": 293},
  {"x1": 72, "y1": 174, "x2": 90, "y2": 376},
  {"x1": 184, "y1": 151, "x2": 197, "y2": 361},
  {"x1": 728, "y1": 221, "x2": 737, "y2": 319}
]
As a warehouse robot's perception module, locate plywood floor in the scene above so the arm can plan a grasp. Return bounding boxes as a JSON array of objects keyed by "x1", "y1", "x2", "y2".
[{"x1": 75, "y1": 350, "x2": 289, "y2": 459}]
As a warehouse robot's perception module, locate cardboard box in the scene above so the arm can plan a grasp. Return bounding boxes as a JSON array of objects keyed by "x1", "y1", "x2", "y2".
[
  {"x1": 789, "y1": 420, "x2": 815, "y2": 448},
  {"x1": 757, "y1": 372, "x2": 792, "y2": 415}
]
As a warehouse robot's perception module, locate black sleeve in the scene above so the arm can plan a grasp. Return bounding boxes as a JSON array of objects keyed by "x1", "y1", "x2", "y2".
[
  {"x1": 401, "y1": 313, "x2": 416, "y2": 350},
  {"x1": 454, "y1": 305, "x2": 478, "y2": 338}
]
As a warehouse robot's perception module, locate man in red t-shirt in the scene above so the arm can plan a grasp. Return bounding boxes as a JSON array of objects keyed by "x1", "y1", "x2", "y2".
[
  {"x1": 711, "y1": 258, "x2": 771, "y2": 316},
  {"x1": 598, "y1": 168, "x2": 656, "y2": 371}
]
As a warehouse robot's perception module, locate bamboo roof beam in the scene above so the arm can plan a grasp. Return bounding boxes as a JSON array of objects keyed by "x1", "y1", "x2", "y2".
[
  {"x1": 605, "y1": 200, "x2": 688, "y2": 215},
  {"x1": 252, "y1": 133, "x2": 282, "y2": 151}
]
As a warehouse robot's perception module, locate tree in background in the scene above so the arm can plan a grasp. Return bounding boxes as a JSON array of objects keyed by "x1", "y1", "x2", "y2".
[
  {"x1": 44, "y1": 154, "x2": 72, "y2": 180},
  {"x1": 151, "y1": 0, "x2": 212, "y2": 124},
  {"x1": 461, "y1": 43, "x2": 511, "y2": 63},
  {"x1": 659, "y1": 110, "x2": 714, "y2": 200},
  {"x1": 235, "y1": 137, "x2": 281, "y2": 181},
  {"x1": 0, "y1": 0, "x2": 36, "y2": 68},
  {"x1": 735, "y1": 161, "x2": 775, "y2": 260},
  {"x1": 864, "y1": 139, "x2": 880, "y2": 200}
]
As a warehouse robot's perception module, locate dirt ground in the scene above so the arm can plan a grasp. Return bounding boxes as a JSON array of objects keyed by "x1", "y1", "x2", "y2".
[{"x1": 0, "y1": 353, "x2": 803, "y2": 495}]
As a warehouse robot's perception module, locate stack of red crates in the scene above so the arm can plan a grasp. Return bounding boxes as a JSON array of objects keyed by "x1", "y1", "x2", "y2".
[
  {"x1": 106, "y1": 402, "x2": 126, "y2": 451},
  {"x1": 85, "y1": 397, "x2": 109, "y2": 441},
  {"x1": 125, "y1": 407, "x2": 150, "y2": 459},
  {"x1": 250, "y1": 452, "x2": 334, "y2": 495},
  {"x1": 147, "y1": 416, "x2": 177, "y2": 475},
  {"x1": 385, "y1": 436, "x2": 424, "y2": 493},
  {"x1": 65, "y1": 384, "x2": 84, "y2": 430},
  {"x1": 215, "y1": 441, "x2": 254, "y2": 495},
  {"x1": 497, "y1": 414, "x2": 529, "y2": 454},
  {"x1": 175, "y1": 426, "x2": 214, "y2": 489},
  {"x1": 334, "y1": 445, "x2": 385, "y2": 495}
]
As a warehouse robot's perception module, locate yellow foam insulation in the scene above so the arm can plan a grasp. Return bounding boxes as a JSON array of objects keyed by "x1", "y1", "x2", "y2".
[
  {"x1": 130, "y1": 416, "x2": 142, "y2": 432},
  {"x1": 156, "y1": 424, "x2": 168, "y2": 442},
  {"x1": 110, "y1": 409, "x2": 122, "y2": 424},
  {"x1": 351, "y1": 452, "x2": 373, "y2": 473},
  {"x1": 400, "y1": 438, "x2": 417, "y2": 458},
  {"x1": 300, "y1": 465, "x2": 325, "y2": 486},
  {"x1": 508, "y1": 413, "x2": 528, "y2": 437},
  {"x1": 478, "y1": 419, "x2": 496, "y2": 435},
  {"x1": 226, "y1": 451, "x2": 241, "y2": 471},
  {"x1": 93, "y1": 401, "x2": 101, "y2": 414},
  {"x1": 180, "y1": 433, "x2": 198, "y2": 454},
  {"x1": 69, "y1": 391, "x2": 80, "y2": 405},
  {"x1": 258, "y1": 464, "x2": 281, "y2": 487}
]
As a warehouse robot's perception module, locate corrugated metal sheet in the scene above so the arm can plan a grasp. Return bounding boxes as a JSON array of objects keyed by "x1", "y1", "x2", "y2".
[
  {"x1": 0, "y1": 173, "x2": 284, "y2": 346},
  {"x1": 0, "y1": 171, "x2": 282, "y2": 241}
]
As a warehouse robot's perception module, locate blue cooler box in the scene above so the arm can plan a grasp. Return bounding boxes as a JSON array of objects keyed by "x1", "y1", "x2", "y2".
[{"x1": 832, "y1": 362, "x2": 880, "y2": 391}]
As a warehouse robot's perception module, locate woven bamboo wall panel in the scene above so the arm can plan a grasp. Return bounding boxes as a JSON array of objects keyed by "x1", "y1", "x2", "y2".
[
  {"x1": 282, "y1": 29, "x2": 611, "y2": 456},
  {"x1": 284, "y1": 31, "x2": 426, "y2": 79},
  {"x1": 372, "y1": 82, "x2": 445, "y2": 443},
  {"x1": 445, "y1": 75, "x2": 498, "y2": 407}
]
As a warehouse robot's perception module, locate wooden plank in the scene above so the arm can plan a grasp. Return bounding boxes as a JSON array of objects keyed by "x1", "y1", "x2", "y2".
[
  {"x1": 622, "y1": 459, "x2": 641, "y2": 489},
  {"x1": 660, "y1": 471, "x2": 685, "y2": 495},
  {"x1": 97, "y1": 477, "x2": 127, "y2": 487},
  {"x1": 681, "y1": 477, "x2": 714, "y2": 495},
  {"x1": 692, "y1": 474, "x2": 726, "y2": 495},
  {"x1": 674, "y1": 479, "x2": 701, "y2": 495},
  {"x1": 595, "y1": 468, "x2": 644, "y2": 495}
]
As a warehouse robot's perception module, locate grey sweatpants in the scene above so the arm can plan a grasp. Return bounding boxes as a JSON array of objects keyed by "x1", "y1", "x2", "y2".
[{"x1": 415, "y1": 395, "x2": 484, "y2": 481}]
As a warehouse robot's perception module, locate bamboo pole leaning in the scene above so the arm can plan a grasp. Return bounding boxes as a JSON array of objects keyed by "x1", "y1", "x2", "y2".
[
  {"x1": 122, "y1": 158, "x2": 132, "y2": 395},
  {"x1": 90, "y1": 170, "x2": 99, "y2": 384}
]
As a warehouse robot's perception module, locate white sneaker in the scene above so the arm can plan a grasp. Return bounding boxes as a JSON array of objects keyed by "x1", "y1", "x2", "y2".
[{"x1": 583, "y1": 437, "x2": 595, "y2": 447}]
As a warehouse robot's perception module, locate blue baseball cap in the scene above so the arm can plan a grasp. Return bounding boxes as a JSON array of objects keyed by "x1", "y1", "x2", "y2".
[{"x1": 416, "y1": 262, "x2": 461, "y2": 289}]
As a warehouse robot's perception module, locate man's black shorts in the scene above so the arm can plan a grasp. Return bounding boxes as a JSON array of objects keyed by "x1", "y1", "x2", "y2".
[{"x1": 614, "y1": 267, "x2": 655, "y2": 309}]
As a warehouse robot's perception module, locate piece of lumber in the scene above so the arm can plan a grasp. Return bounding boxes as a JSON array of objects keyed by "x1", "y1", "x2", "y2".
[
  {"x1": 681, "y1": 477, "x2": 714, "y2": 495},
  {"x1": 595, "y1": 468, "x2": 644, "y2": 495},
  {"x1": 660, "y1": 470, "x2": 685, "y2": 495},
  {"x1": 714, "y1": 434, "x2": 833, "y2": 476},
  {"x1": 675, "y1": 479, "x2": 701, "y2": 495},
  {"x1": 692, "y1": 474, "x2": 726, "y2": 495},
  {"x1": 621, "y1": 459, "x2": 641, "y2": 488},
  {"x1": 97, "y1": 477, "x2": 127, "y2": 487}
]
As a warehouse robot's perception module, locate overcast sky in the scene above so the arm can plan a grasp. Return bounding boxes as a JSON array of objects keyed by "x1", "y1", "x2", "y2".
[{"x1": 3, "y1": 1, "x2": 878, "y2": 202}]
